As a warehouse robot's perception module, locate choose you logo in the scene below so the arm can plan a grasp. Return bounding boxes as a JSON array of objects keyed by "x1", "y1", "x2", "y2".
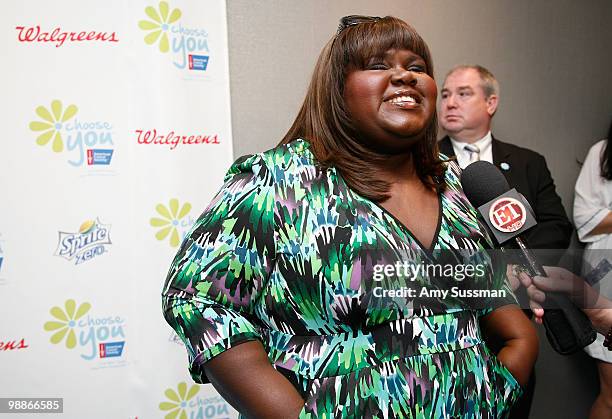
[
  {"x1": 55, "y1": 218, "x2": 112, "y2": 265},
  {"x1": 138, "y1": 1, "x2": 210, "y2": 71},
  {"x1": 43, "y1": 299, "x2": 127, "y2": 367},
  {"x1": 159, "y1": 382, "x2": 230, "y2": 419},
  {"x1": 150, "y1": 199, "x2": 194, "y2": 248},
  {"x1": 29, "y1": 100, "x2": 115, "y2": 171}
]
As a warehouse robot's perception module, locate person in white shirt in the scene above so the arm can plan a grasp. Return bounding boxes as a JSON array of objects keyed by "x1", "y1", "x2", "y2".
[
  {"x1": 572, "y1": 119, "x2": 612, "y2": 418},
  {"x1": 523, "y1": 261, "x2": 612, "y2": 419}
]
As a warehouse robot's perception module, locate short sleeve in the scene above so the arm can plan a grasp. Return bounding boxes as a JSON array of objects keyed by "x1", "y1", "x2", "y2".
[
  {"x1": 162, "y1": 154, "x2": 276, "y2": 383},
  {"x1": 574, "y1": 140, "x2": 610, "y2": 242}
]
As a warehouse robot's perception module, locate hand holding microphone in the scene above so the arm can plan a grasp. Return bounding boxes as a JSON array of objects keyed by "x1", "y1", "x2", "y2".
[
  {"x1": 460, "y1": 161, "x2": 596, "y2": 355},
  {"x1": 527, "y1": 266, "x2": 612, "y2": 335}
]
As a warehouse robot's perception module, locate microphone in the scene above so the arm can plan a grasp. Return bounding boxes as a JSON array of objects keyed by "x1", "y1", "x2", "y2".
[{"x1": 460, "y1": 161, "x2": 596, "y2": 355}]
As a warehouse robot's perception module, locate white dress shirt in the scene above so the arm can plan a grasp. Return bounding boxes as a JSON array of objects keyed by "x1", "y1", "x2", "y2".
[
  {"x1": 573, "y1": 139, "x2": 612, "y2": 362},
  {"x1": 449, "y1": 131, "x2": 493, "y2": 169}
]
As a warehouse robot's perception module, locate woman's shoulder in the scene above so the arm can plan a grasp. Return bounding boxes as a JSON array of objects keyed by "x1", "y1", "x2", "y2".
[
  {"x1": 579, "y1": 139, "x2": 608, "y2": 168},
  {"x1": 224, "y1": 138, "x2": 317, "y2": 182},
  {"x1": 587, "y1": 139, "x2": 608, "y2": 157}
]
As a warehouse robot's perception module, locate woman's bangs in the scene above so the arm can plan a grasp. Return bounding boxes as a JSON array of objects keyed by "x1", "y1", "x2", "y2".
[{"x1": 343, "y1": 19, "x2": 431, "y2": 73}]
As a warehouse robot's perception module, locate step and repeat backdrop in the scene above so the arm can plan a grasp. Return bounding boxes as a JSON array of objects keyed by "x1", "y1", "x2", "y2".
[{"x1": 1, "y1": 1, "x2": 238, "y2": 417}]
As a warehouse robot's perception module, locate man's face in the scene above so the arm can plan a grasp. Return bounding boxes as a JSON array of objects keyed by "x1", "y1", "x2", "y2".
[{"x1": 439, "y1": 68, "x2": 497, "y2": 141}]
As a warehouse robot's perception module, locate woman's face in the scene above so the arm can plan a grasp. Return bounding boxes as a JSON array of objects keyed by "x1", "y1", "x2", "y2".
[{"x1": 343, "y1": 48, "x2": 437, "y2": 152}]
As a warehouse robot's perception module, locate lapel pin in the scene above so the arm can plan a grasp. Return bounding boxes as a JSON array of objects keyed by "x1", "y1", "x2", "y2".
[{"x1": 500, "y1": 162, "x2": 510, "y2": 171}]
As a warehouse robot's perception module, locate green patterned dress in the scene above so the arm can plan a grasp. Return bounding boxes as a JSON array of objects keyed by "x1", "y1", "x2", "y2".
[{"x1": 162, "y1": 139, "x2": 523, "y2": 418}]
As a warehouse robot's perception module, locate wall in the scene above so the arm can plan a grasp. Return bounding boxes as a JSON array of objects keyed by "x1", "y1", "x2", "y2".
[
  {"x1": 226, "y1": 1, "x2": 612, "y2": 417},
  {"x1": 227, "y1": 0, "x2": 612, "y2": 216}
]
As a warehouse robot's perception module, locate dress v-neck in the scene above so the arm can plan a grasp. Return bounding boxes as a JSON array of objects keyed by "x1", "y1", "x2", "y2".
[
  {"x1": 368, "y1": 192, "x2": 444, "y2": 254},
  {"x1": 330, "y1": 163, "x2": 445, "y2": 255}
]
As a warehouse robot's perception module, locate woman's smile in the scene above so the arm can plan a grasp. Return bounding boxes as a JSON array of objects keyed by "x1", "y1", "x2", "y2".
[{"x1": 383, "y1": 89, "x2": 423, "y2": 109}]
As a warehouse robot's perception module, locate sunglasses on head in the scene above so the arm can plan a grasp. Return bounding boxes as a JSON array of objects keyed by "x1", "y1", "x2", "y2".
[{"x1": 337, "y1": 15, "x2": 382, "y2": 35}]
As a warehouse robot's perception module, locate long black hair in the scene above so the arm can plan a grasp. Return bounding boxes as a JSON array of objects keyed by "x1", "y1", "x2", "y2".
[{"x1": 600, "y1": 118, "x2": 612, "y2": 180}]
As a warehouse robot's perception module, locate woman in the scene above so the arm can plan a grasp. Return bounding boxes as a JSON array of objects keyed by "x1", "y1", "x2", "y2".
[
  {"x1": 573, "y1": 118, "x2": 612, "y2": 418},
  {"x1": 162, "y1": 16, "x2": 537, "y2": 418}
]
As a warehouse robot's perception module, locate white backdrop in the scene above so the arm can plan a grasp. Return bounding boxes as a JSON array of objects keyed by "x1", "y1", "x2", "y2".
[{"x1": 1, "y1": 1, "x2": 238, "y2": 418}]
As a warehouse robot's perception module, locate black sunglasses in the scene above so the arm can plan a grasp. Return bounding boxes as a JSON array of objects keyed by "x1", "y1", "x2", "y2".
[{"x1": 337, "y1": 15, "x2": 382, "y2": 35}]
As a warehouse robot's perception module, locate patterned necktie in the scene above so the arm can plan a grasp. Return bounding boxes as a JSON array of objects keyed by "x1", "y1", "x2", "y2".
[{"x1": 464, "y1": 144, "x2": 481, "y2": 162}]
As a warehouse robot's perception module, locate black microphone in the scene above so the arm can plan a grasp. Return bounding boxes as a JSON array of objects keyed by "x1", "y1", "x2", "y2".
[{"x1": 461, "y1": 161, "x2": 596, "y2": 355}]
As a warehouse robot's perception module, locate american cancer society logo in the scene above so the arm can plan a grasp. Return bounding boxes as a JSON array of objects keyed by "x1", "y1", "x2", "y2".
[
  {"x1": 55, "y1": 218, "x2": 111, "y2": 264},
  {"x1": 29, "y1": 99, "x2": 114, "y2": 170},
  {"x1": 0, "y1": 236, "x2": 4, "y2": 273},
  {"x1": 43, "y1": 299, "x2": 126, "y2": 366},
  {"x1": 138, "y1": 1, "x2": 210, "y2": 71},
  {"x1": 159, "y1": 382, "x2": 231, "y2": 419},
  {"x1": 150, "y1": 199, "x2": 194, "y2": 248},
  {"x1": 0, "y1": 235, "x2": 5, "y2": 285}
]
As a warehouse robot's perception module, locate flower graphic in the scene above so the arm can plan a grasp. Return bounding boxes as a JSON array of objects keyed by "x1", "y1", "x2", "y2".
[
  {"x1": 138, "y1": 1, "x2": 182, "y2": 53},
  {"x1": 150, "y1": 198, "x2": 192, "y2": 247},
  {"x1": 29, "y1": 100, "x2": 78, "y2": 153},
  {"x1": 159, "y1": 382, "x2": 200, "y2": 419},
  {"x1": 43, "y1": 299, "x2": 91, "y2": 349}
]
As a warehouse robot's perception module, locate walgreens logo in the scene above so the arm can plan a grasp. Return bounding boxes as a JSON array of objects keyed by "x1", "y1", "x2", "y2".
[
  {"x1": 135, "y1": 129, "x2": 219, "y2": 150},
  {"x1": 15, "y1": 26, "x2": 118, "y2": 47},
  {"x1": 0, "y1": 338, "x2": 29, "y2": 352}
]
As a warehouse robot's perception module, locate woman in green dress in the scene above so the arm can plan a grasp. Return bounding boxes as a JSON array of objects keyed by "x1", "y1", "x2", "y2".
[{"x1": 162, "y1": 15, "x2": 538, "y2": 418}]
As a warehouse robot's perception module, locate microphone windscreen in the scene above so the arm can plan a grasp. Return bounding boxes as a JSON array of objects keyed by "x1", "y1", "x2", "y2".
[{"x1": 460, "y1": 161, "x2": 510, "y2": 208}]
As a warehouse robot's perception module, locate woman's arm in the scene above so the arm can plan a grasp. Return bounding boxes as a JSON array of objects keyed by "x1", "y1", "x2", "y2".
[
  {"x1": 205, "y1": 341, "x2": 305, "y2": 418},
  {"x1": 585, "y1": 307, "x2": 612, "y2": 335},
  {"x1": 162, "y1": 155, "x2": 300, "y2": 416},
  {"x1": 587, "y1": 211, "x2": 612, "y2": 236},
  {"x1": 480, "y1": 305, "x2": 539, "y2": 386}
]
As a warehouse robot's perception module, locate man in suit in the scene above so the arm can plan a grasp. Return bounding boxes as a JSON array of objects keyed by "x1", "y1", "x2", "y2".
[
  {"x1": 438, "y1": 65, "x2": 573, "y2": 418},
  {"x1": 438, "y1": 64, "x2": 572, "y2": 255}
]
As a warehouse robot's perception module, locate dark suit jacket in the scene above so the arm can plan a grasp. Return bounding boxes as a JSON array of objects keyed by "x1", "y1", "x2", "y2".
[{"x1": 438, "y1": 135, "x2": 573, "y2": 258}]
